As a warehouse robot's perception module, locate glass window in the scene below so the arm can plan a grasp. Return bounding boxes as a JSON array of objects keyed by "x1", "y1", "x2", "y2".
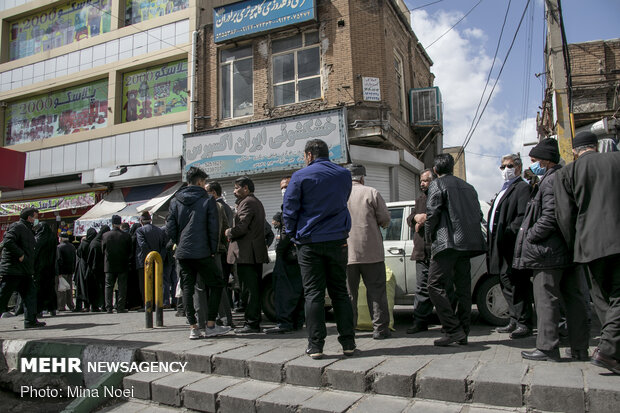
[
  {"x1": 394, "y1": 53, "x2": 406, "y2": 121},
  {"x1": 122, "y1": 60, "x2": 188, "y2": 123},
  {"x1": 220, "y1": 46, "x2": 253, "y2": 119},
  {"x1": 125, "y1": 0, "x2": 189, "y2": 26},
  {"x1": 4, "y1": 79, "x2": 108, "y2": 145},
  {"x1": 272, "y1": 32, "x2": 321, "y2": 106},
  {"x1": 382, "y1": 208, "x2": 404, "y2": 241},
  {"x1": 9, "y1": 1, "x2": 112, "y2": 61}
]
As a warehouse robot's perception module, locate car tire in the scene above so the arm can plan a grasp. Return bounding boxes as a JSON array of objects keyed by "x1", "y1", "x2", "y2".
[
  {"x1": 476, "y1": 275, "x2": 510, "y2": 326},
  {"x1": 260, "y1": 274, "x2": 277, "y2": 322}
]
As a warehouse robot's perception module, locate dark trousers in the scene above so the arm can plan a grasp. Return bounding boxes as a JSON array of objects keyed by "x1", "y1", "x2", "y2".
[
  {"x1": 298, "y1": 239, "x2": 355, "y2": 350},
  {"x1": 178, "y1": 256, "x2": 225, "y2": 326},
  {"x1": 237, "y1": 263, "x2": 263, "y2": 329},
  {"x1": 499, "y1": 269, "x2": 534, "y2": 328},
  {"x1": 346, "y1": 262, "x2": 389, "y2": 334},
  {"x1": 273, "y1": 254, "x2": 304, "y2": 330},
  {"x1": 428, "y1": 250, "x2": 471, "y2": 336},
  {"x1": 413, "y1": 260, "x2": 433, "y2": 325},
  {"x1": 0, "y1": 274, "x2": 37, "y2": 325},
  {"x1": 532, "y1": 267, "x2": 590, "y2": 351},
  {"x1": 214, "y1": 253, "x2": 233, "y2": 325},
  {"x1": 57, "y1": 273, "x2": 75, "y2": 311},
  {"x1": 105, "y1": 272, "x2": 128, "y2": 312},
  {"x1": 588, "y1": 253, "x2": 620, "y2": 360}
]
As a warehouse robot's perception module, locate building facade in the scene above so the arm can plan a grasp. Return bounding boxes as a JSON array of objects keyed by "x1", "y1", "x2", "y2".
[
  {"x1": 186, "y1": 0, "x2": 439, "y2": 222},
  {"x1": 0, "y1": 0, "x2": 201, "y2": 237}
]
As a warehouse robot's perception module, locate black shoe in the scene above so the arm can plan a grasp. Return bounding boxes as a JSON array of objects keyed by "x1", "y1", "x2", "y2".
[
  {"x1": 406, "y1": 324, "x2": 428, "y2": 334},
  {"x1": 510, "y1": 326, "x2": 532, "y2": 339},
  {"x1": 434, "y1": 331, "x2": 467, "y2": 347},
  {"x1": 25, "y1": 321, "x2": 46, "y2": 329},
  {"x1": 496, "y1": 322, "x2": 517, "y2": 334},
  {"x1": 50, "y1": 311, "x2": 57, "y2": 316},
  {"x1": 521, "y1": 348, "x2": 561, "y2": 362},
  {"x1": 457, "y1": 336, "x2": 468, "y2": 345},
  {"x1": 106, "y1": 309, "x2": 113, "y2": 314},
  {"x1": 566, "y1": 348, "x2": 589, "y2": 361},
  {"x1": 234, "y1": 325, "x2": 260, "y2": 334},
  {"x1": 306, "y1": 346, "x2": 323, "y2": 360},
  {"x1": 373, "y1": 331, "x2": 392, "y2": 340},
  {"x1": 264, "y1": 326, "x2": 292, "y2": 334},
  {"x1": 233, "y1": 307, "x2": 245, "y2": 313},
  {"x1": 342, "y1": 343, "x2": 357, "y2": 356},
  {"x1": 117, "y1": 309, "x2": 128, "y2": 313},
  {"x1": 175, "y1": 310, "x2": 185, "y2": 317}
]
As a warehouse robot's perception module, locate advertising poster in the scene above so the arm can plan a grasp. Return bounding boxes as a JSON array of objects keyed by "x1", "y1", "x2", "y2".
[
  {"x1": 125, "y1": 0, "x2": 189, "y2": 25},
  {"x1": 184, "y1": 108, "x2": 348, "y2": 178},
  {"x1": 121, "y1": 60, "x2": 188, "y2": 123},
  {"x1": 0, "y1": 193, "x2": 97, "y2": 217},
  {"x1": 9, "y1": 0, "x2": 112, "y2": 61},
  {"x1": 4, "y1": 79, "x2": 108, "y2": 146}
]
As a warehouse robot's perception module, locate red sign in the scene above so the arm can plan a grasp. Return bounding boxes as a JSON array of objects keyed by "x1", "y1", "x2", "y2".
[{"x1": 0, "y1": 147, "x2": 26, "y2": 191}]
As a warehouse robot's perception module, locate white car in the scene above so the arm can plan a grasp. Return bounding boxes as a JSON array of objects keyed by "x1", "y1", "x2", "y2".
[{"x1": 260, "y1": 200, "x2": 510, "y2": 326}]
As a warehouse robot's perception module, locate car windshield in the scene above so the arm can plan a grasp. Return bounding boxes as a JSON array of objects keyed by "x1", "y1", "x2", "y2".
[{"x1": 381, "y1": 207, "x2": 403, "y2": 240}]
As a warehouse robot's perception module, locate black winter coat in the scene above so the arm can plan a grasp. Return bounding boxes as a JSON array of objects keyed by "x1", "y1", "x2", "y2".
[
  {"x1": 102, "y1": 228, "x2": 133, "y2": 273},
  {"x1": 425, "y1": 175, "x2": 486, "y2": 258},
  {"x1": 166, "y1": 185, "x2": 219, "y2": 260},
  {"x1": 135, "y1": 224, "x2": 167, "y2": 269},
  {"x1": 57, "y1": 241, "x2": 77, "y2": 274},
  {"x1": 513, "y1": 165, "x2": 571, "y2": 270},
  {"x1": 34, "y1": 224, "x2": 57, "y2": 278},
  {"x1": 0, "y1": 219, "x2": 37, "y2": 276},
  {"x1": 87, "y1": 228, "x2": 108, "y2": 277},
  {"x1": 486, "y1": 178, "x2": 531, "y2": 275}
]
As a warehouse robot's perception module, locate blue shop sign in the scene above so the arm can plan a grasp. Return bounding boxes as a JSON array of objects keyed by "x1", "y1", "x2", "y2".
[{"x1": 214, "y1": 0, "x2": 316, "y2": 43}]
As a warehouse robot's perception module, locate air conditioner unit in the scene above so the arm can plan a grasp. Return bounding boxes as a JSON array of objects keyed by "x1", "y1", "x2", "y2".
[{"x1": 409, "y1": 86, "x2": 442, "y2": 127}]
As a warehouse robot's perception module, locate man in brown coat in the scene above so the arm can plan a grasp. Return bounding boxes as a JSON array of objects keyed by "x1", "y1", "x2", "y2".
[
  {"x1": 345, "y1": 164, "x2": 391, "y2": 339},
  {"x1": 225, "y1": 176, "x2": 269, "y2": 334}
]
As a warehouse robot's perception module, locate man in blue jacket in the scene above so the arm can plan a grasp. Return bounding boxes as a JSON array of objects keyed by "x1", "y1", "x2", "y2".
[
  {"x1": 167, "y1": 167, "x2": 230, "y2": 339},
  {"x1": 283, "y1": 139, "x2": 355, "y2": 359}
]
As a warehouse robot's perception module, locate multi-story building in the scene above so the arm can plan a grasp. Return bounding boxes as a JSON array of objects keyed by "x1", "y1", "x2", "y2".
[
  {"x1": 184, "y1": 0, "x2": 440, "y2": 220},
  {"x1": 0, "y1": 0, "x2": 440, "y2": 238},
  {"x1": 0, "y1": 0, "x2": 199, "y2": 238}
]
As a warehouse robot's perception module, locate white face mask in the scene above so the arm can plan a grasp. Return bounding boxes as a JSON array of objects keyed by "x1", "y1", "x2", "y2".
[
  {"x1": 501, "y1": 167, "x2": 517, "y2": 181},
  {"x1": 281, "y1": 188, "x2": 287, "y2": 197}
]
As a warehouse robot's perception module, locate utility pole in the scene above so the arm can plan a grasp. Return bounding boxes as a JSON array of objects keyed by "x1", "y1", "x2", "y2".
[{"x1": 544, "y1": 0, "x2": 573, "y2": 163}]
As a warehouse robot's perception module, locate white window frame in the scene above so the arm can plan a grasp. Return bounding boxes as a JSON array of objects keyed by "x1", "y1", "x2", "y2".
[
  {"x1": 272, "y1": 32, "x2": 322, "y2": 106},
  {"x1": 394, "y1": 52, "x2": 406, "y2": 122},
  {"x1": 219, "y1": 46, "x2": 254, "y2": 119}
]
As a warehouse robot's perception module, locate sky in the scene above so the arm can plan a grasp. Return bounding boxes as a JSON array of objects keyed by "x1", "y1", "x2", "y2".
[{"x1": 404, "y1": 0, "x2": 620, "y2": 202}]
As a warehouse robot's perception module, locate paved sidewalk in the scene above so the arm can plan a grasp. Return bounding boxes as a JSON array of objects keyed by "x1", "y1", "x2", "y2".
[{"x1": 1, "y1": 309, "x2": 619, "y2": 413}]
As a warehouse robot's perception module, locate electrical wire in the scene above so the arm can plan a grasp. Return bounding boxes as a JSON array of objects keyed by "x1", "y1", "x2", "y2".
[
  {"x1": 409, "y1": 0, "x2": 446, "y2": 12},
  {"x1": 424, "y1": 0, "x2": 483, "y2": 49}
]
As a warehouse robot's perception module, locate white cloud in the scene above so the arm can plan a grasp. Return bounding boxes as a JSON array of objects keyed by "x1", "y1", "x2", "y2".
[{"x1": 411, "y1": 9, "x2": 525, "y2": 202}]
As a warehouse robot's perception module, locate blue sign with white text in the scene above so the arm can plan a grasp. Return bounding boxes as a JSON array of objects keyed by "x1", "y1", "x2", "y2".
[{"x1": 213, "y1": 0, "x2": 316, "y2": 43}]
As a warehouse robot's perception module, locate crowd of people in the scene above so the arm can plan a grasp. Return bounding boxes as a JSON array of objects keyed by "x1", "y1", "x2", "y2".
[{"x1": 0, "y1": 133, "x2": 618, "y2": 376}]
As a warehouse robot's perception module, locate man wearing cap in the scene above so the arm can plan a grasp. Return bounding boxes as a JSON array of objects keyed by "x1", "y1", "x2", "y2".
[
  {"x1": 487, "y1": 153, "x2": 533, "y2": 339},
  {"x1": 345, "y1": 164, "x2": 391, "y2": 339},
  {"x1": 555, "y1": 131, "x2": 620, "y2": 374},
  {"x1": 513, "y1": 138, "x2": 590, "y2": 362},
  {"x1": 57, "y1": 231, "x2": 77, "y2": 311},
  {"x1": 0, "y1": 207, "x2": 46, "y2": 328},
  {"x1": 102, "y1": 215, "x2": 133, "y2": 313},
  {"x1": 135, "y1": 211, "x2": 167, "y2": 308}
]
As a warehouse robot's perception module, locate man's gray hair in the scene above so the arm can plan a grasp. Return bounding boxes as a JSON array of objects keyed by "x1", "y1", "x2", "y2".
[
  {"x1": 501, "y1": 153, "x2": 522, "y2": 168},
  {"x1": 573, "y1": 144, "x2": 597, "y2": 153},
  {"x1": 352, "y1": 175, "x2": 364, "y2": 182}
]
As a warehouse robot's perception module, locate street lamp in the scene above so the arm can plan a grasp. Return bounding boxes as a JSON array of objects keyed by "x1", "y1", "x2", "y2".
[{"x1": 108, "y1": 162, "x2": 158, "y2": 177}]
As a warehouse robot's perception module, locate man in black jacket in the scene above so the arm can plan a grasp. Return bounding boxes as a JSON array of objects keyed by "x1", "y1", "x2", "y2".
[
  {"x1": 56, "y1": 232, "x2": 76, "y2": 311},
  {"x1": 515, "y1": 138, "x2": 589, "y2": 362},
  {"x1": 555, "y1": 131, "x2": 620, "y2": 374},
  {"x1": 425, "y1": 154, "x2": 486, "y2": 346},
  {"x1": 135, "y1": 211, "x2": 167, "y2": 307},
  {"x1": 167, "y1": 167, "x2": 230, "y2": 339},
  {"x1": 488, "y1": 154, "x2": 533, "y2": 338},
  {"x1": 102, "y1": 215, "x2": 133, "y2": 313},
  {"x1": 0, "y1": 207, "x2": 46, "y2": 328}
]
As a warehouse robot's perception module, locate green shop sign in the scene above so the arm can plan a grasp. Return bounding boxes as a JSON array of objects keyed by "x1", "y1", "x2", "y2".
[
  {"x1": 122, "y1": 60, "x2": 188, "y2": 123},
  {"x1": 4, "y1": 79, "x2": 108, "y2": 146}
]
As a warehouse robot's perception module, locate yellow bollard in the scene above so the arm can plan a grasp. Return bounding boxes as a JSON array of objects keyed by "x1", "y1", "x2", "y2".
[{"x1": 144, "y1": 251, "x2": 164, "y2": 328}]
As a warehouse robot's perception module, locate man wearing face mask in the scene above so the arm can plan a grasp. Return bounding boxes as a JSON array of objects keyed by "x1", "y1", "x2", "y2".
[
  {"x1": 487, "y1": 154, "x2": 534, "y2": 338},
  {"x1": 265, "y1": 177, "x2": 305, "y2": 334},
  {"x1": 514, "y1": 138, "x2": 590, "y2": 362}
]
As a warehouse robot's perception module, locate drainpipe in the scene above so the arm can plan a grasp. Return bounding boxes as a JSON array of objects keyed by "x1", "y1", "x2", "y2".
[{"x1": 189, "y1": 30, "x2": 198, "y2": 133}]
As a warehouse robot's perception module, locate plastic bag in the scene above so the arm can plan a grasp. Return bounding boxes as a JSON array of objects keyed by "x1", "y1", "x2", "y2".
[
  {"x1": 57, "y1": 276, "x2": 71, "y2": 292},
  {"x1": 355, "y1": 265, "x2": 396, "y2": 331}
]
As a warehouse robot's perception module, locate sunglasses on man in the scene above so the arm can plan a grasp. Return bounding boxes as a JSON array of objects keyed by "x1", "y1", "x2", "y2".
[{"x1": 499, "y1": 164, "x2": 515, "y2": 170}]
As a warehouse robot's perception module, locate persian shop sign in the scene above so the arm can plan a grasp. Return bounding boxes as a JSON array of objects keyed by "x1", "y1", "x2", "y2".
[
  {"x1": 214, "y1": 0, "x2": 316, "y2": 43},
  {"x1": 184, "y1": 108, "x2": 347, "y2": 178},
  {"x1": 0, "y1": 192, "x2": 97, "y2": 216}
]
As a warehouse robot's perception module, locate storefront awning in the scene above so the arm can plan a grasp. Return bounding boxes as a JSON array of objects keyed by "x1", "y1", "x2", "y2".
[
  {"x1": 0, "y1": 147, "x2": 26, "y2": 191},
  {"x1": 136, "y1": 182, "x2": 183, "y2": 215}
]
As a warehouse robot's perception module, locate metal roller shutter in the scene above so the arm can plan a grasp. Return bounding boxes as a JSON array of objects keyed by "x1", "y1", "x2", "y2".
[
  {"x1": 363, "y1": 164, "x2": 391, "y2": 201},
  {"x1": 398, "y1": 166, "x2": 419, "y2": 201}
]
